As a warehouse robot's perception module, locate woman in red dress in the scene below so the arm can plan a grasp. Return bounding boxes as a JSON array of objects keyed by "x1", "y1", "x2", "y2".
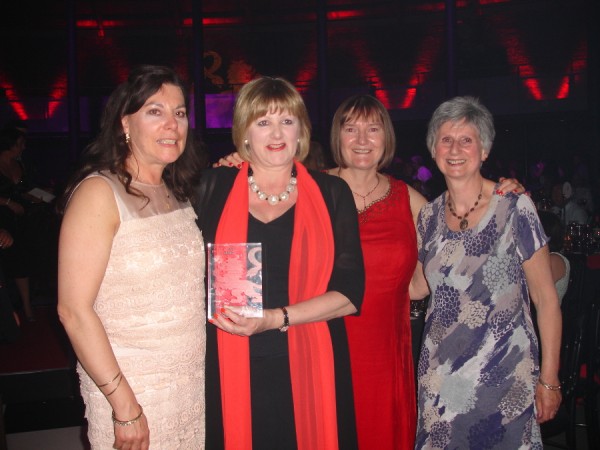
[{"x1": 327, "y1": 95, "x2": 426, "y2": 450}]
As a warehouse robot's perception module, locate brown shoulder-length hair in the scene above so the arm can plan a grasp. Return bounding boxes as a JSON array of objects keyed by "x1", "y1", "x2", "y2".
[
  {"x1": 330, "y1": 94, "x2": 396, "y2": 170},
  {"x1": 57, "y1": 64, "x2": 206, "y2": 214},
  {"x1": 232, "y1": 76, "x2": 312, "y2": 162}
]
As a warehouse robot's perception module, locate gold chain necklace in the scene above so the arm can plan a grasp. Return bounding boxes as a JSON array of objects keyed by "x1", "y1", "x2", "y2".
[
  {"x1": 134, "y1": 178, "x2": 172, "y2": 211},
  {"x1": 447, "y1": 184, "x2": 483, "y2": 230}
]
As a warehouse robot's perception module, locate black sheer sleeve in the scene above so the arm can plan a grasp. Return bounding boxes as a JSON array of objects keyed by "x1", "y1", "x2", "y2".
[
  {"x1": 311, "y1": 171, "x2": 365, "y2": 314},
  {"x1": 192, "y1": 167, "x2": 237, "y2": 243}
]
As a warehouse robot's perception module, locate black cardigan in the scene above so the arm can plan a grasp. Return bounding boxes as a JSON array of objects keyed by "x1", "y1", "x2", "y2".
[{"x1": 193, "y1": 166, "x2": 365, "y2": 450}]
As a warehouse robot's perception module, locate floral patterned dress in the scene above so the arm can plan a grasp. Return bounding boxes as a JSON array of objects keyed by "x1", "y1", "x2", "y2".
[{"x1": 415, "y1": 190, "x2": 548, "y2": 449}]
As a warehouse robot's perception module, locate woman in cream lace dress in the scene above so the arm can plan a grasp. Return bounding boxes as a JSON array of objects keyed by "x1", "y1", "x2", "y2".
[{"x1": 57, "y1": 65, "x2": 206, "y2": 449}]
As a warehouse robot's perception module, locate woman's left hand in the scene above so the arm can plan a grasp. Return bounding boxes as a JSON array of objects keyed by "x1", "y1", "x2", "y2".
[
  {"x1": 209, "y1": 306, "x2": 278, "y2": 336},
  {"x1": 535, "y1": 382, "x2": 562, "y2": 423},
  {"x1": 497, "y1": 177, "x2": 527, "y2": 195}
]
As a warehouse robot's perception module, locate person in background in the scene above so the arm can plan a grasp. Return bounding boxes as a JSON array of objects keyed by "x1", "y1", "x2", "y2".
[
  {"x1": 194, "y1": 76, "x2": 365, "y2": 450},
  {"x1": 410, "y1": 96, "x2": 562, "y2": 448},
  {"x1": 0, "y1": 228, "x2": 21, "y2": 343},
  {"x1": 57, "y1": 65, "x2": 206, "y2": 449},
  {"x1": 570, "y1": 152, "x2": 594, "y2": 216},
  {"x1": 538, "y1": 210, "x2": 570, "y2": 305},
  {"x1": 551, "y1": 180, "x2": 588, "y2": 226},
  {"x1": 0, "y1": 127, "x2": 35, "y2": 321}
]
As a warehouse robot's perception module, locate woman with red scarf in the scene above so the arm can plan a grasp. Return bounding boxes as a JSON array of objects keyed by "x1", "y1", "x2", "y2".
[{"x1": 194, "y1": 76, "x2": 365, "y2": 450}]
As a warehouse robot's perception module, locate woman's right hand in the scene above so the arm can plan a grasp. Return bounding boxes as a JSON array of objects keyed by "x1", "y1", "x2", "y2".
[
  {"x1": 113, "y1": 405, "x2": 150, "y2": 450},
  {"x1": 213, "y1": 152, "x2": 243, "y2": 168}
]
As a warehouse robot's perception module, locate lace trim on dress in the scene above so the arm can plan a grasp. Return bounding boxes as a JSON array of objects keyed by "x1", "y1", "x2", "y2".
[{"x1": 358, "y1": 175, "x2": 400, "y2": 224}]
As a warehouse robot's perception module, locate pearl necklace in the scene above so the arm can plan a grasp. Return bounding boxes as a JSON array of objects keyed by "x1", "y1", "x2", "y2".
[
  {"x1": 248, "y1": 166, "x2": 297, "y2": 206},
  {"x1": 447, "y1": 184, "x2": 483, "y2": 230}
]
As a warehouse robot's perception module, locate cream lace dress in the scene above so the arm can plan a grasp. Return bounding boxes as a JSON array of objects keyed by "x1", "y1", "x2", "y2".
[{"x1": 76, "y1": 172, "x2": 206, "y2": 449}]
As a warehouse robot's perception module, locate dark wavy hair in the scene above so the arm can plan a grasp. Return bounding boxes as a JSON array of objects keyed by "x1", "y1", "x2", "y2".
[{"x1": 57, "y1": 64, "x2": 205, "y2": 214}]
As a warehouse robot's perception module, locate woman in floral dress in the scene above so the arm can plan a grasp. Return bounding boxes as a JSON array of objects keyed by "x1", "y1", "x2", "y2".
[{"x1": 410, "y1": 96, "x2": 562, "y2": 449}]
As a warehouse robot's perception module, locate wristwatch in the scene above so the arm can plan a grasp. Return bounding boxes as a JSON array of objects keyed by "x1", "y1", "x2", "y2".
[{"x1": 279, "y1": 307, "x2": 289, "y2": 332}]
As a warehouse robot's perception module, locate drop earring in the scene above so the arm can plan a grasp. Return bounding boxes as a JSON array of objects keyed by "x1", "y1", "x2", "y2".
[{"x1": 125, "y1": 133, "x2": 131, "y2": 144}]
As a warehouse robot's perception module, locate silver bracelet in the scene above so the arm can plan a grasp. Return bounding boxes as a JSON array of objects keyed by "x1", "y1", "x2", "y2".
[{"x1": 112, "y1": 405, "x2": 144, "y2": 426}]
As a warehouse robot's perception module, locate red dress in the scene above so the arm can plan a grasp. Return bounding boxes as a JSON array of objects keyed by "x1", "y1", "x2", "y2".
[{"x1": 345, "y1": 176, "x2": 418, "y2": 450}]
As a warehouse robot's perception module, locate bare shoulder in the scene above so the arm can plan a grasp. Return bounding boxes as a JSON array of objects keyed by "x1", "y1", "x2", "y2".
[{"x1": 63, "y1": 176, "x2": 119, "y2": 229}]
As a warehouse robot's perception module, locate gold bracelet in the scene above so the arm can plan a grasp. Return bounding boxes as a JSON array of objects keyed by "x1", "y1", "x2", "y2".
[
  {"x1": 538, "y1": 377, "x2": 561, "y2": 391},
  {"x1": 96, "y1": 370, "x2": 121, "y2": 388},
  {"x1": 104, "y1": 372, "x2": 123, "y2": 396},
  {"x1": 112, "y1": 405, "x2": 144, "y2": 426}
]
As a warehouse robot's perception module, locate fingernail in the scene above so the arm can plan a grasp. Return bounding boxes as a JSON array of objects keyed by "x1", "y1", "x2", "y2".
[
  {"x1": 498, "y1": 190, "x2": 504, "y2": 195},
  {"x1": 220, "y1": 307, "x2": 226, "y2": 313},
  {"x1": 513, "y1": 189, "x2": 519, "y2": 193},
  {"x1": 236, "y1": 164, "x2": 242, "y2": 169},
  {"x1": 228, "y1": 162, "x2": 233, "y2": 167},
  {"x1": 212, "y1": 314, "x2": 219, "y2": 320},
  {"x1": 216, "y1": 162, "x2": 221, "y2": 167},
  {"x1": 495, "y1": 189, "x2": 501, "y2": 194}
]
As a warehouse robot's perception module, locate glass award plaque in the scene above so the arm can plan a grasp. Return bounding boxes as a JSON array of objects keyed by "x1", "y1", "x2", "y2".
[{"x1": 207, "y1": 242, "x2": 263, "y2": 318}]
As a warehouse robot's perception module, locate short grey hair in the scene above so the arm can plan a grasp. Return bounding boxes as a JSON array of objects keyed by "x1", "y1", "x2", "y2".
[{"x1": 426, "y1": 96, "x2": 495, "y2": 157}]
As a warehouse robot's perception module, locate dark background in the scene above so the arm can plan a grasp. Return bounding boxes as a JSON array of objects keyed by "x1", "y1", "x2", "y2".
[{"x1": 0, "y1": 0, "x2": 597, "y2": 194}]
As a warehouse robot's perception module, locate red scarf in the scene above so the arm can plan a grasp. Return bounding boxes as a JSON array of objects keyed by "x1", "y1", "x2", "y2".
[{"x1": 215, "y1": 161, "x2": 338, "y2": 450}]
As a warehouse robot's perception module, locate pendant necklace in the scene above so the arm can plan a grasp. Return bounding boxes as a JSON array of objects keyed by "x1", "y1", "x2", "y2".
[
  {"x1": 248, "y1": 165, "x2": 297, "y2": 206},
  {"x1": 134, "y1": 178, "x2": 171, "y2": 211},
  {"x1": 161, "y1": 183, "x2": 172, "y2": 211},
  {"x1": 350, "y1": 173, "x2": 380, "y2": 211},
  {"x1": 447, "y1": 184, "x2": 483, "y2": 230}
]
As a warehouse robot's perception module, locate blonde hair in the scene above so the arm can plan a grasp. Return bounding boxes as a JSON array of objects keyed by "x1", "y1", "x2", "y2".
[{"x1": 232, "y1": 76, "x2": 312, "y2": 161}]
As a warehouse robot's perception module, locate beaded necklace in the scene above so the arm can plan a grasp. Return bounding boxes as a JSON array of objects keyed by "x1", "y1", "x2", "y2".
[{"x1": 447, "y1": 184, "x2": 483, "y2": 230}]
